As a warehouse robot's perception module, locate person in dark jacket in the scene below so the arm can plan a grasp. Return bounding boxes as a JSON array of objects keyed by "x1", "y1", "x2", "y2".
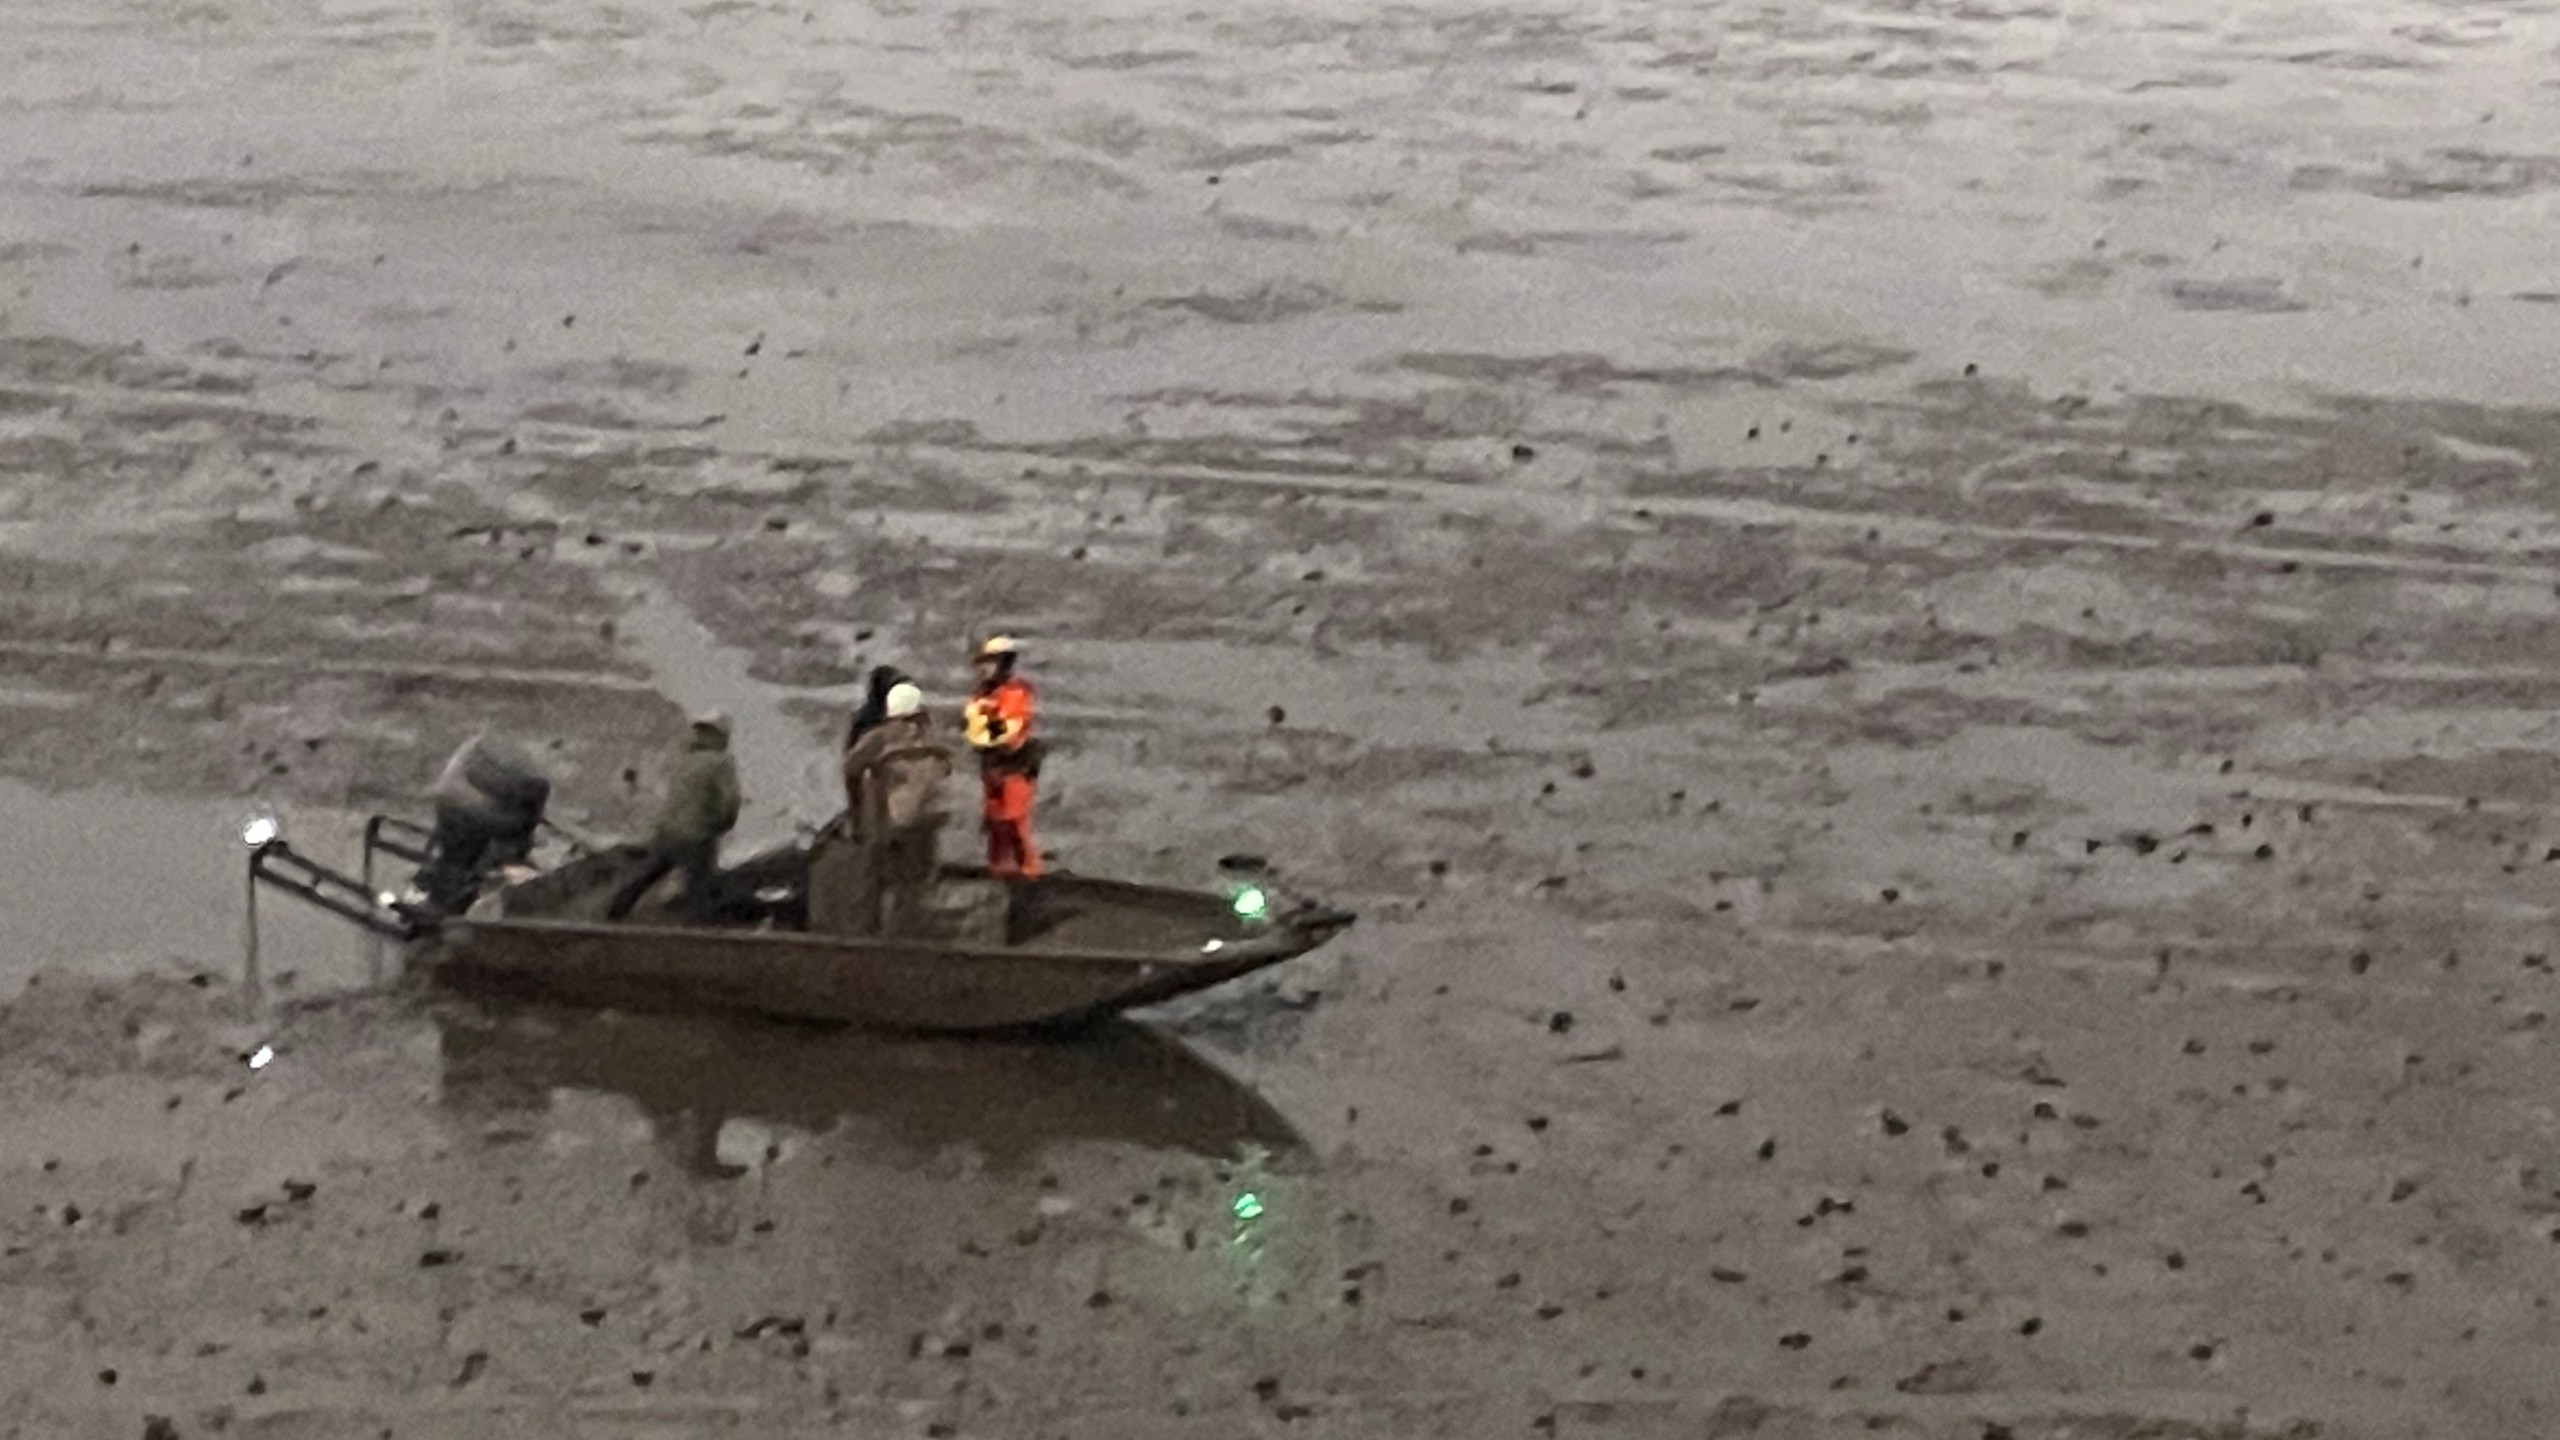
[
  {"x1": 413, "y1": 731, "x2": 550, "y2": 915},
  {"x1": 846, "y1": 664, "x2": 913, "y2": 753},
  {"x1": 605, "y1": 711, "x2": 743, "y2": 922}
]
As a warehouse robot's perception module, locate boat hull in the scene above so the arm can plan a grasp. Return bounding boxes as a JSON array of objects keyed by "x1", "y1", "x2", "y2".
[{"x1": 422, "y1": 849, "x2": 1354, "y2": 1032}]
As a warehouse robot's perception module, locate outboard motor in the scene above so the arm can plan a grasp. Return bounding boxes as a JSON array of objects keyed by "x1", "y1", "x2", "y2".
[{"x1": 411, "y1": 731, "x2": 551, "y2": 916}]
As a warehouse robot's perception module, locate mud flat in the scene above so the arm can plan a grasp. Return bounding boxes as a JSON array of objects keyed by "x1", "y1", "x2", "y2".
[{"x1": 2, "y1": 0, "x2": 2556, "y2": 1435}]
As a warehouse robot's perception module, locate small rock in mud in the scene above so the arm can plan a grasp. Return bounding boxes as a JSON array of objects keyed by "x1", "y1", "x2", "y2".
[{"x1": 1895, "y1": 1358, "x2": 1990, "y2": 1395}]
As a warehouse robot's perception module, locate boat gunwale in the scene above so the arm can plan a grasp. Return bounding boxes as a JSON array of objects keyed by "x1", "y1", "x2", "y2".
[{"x1": 438, "y1": 911, "x2": 1343, "y2": 972}]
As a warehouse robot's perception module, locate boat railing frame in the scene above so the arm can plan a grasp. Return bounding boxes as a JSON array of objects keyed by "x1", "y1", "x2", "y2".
[
  {"x1": 242, "y1": 836, "x2": 430, "y2": 1014},
  {"x1": 361, "y1": 814, "x2": 436, "y2": 898},
  {"x1": 240, "y1": 811, "x2": 602, "y2": 1011}
]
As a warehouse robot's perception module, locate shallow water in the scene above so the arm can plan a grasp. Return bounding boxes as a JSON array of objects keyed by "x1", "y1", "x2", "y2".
[
  {"x1": 434, "y1": 1001, "x2": 1306, "y2": 1174},
  {"x1": 0, "y1": 779, "x2": 369, "y2": 998}
]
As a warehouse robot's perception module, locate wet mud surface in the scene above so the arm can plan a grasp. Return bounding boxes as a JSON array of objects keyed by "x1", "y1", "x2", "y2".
[{"x1": 2, "y1": 0, "x2": 2557, "y2": 1435}]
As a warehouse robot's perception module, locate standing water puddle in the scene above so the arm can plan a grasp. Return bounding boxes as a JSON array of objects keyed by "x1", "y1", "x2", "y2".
[{"x1": 0, "y1": 779, "x2": 375, "y2": 1000}]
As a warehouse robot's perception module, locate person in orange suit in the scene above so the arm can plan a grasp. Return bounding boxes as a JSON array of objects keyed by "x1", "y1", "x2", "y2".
[{"x1": 962, "y1": 635, "x2": 1043, "y2": 880}]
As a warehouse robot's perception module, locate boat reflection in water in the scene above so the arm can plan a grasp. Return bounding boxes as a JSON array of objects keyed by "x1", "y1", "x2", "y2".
[{"x1": 432, "y1": 1000, "x2": 1305, "y2": 1177}]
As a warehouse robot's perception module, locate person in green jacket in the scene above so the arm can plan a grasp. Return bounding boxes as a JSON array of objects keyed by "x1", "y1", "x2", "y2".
[{"x1": 606, "y1": 710, "x2": 742, "y2": 922}]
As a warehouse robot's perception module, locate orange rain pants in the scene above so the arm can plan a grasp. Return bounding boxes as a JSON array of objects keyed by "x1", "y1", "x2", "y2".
[{"x1": 981, "y1": 770, "x2": 1040, "y2": 879}]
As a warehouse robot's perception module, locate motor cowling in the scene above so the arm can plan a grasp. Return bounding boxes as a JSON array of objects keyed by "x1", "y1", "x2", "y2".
[{"x1": 434, "y1": 733, "x2": 550, "y2": 832}]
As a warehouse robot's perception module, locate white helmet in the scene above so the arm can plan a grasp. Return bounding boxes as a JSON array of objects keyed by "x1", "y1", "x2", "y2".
[{"x1": 884, "y1": 682, "x2": 924, "y2": 719}]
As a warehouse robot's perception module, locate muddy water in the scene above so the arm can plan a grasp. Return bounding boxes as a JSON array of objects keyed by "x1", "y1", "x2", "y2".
[
  {"x1": 0, "y1": 780, "x2": 368, "y2": 999},
  {"x1": 4, "y1": 0, "x2": 2560, "y2": 1435}
]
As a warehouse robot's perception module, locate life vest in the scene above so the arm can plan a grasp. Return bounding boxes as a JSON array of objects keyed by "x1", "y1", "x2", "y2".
[{"x1": 963, "y1": 677, "x2": 1035, "y2": 755}]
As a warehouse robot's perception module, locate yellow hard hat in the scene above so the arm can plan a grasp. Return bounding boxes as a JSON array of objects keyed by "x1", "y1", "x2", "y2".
[{"x1": 975, "y1": 635, "x2": 1020, "y2": 661}]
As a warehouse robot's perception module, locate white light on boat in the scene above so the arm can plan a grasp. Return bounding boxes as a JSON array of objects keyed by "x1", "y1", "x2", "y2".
[
  {"x1": 378, "y1": 892, "x2": 400, "y2": 908},
  {"x1": 1201, "y1": 939, "x2": 1225, "y2": 954},
  {"x1": 247, "y1": 1044, "x2": 274, "y2": 1071},
  {"x1": 241, "y1": 812, "x2": 280, "y2": 848}
]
